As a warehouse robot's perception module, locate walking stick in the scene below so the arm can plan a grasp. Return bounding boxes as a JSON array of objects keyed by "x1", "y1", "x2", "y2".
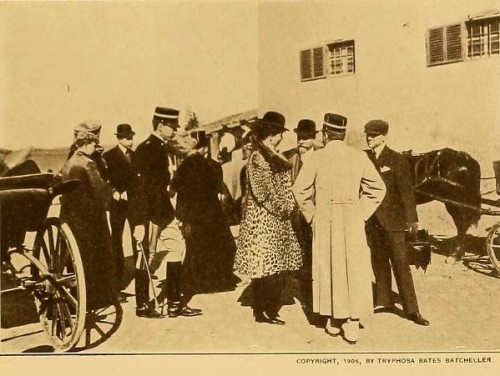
[{"x1": 135, "y1": 240, "x2": 164, "y2": 316}]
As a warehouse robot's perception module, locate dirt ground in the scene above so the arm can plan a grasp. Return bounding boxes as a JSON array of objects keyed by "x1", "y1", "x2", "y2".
[{"x1": 1, "y1": 200, "x2": 500, "y2": 354}]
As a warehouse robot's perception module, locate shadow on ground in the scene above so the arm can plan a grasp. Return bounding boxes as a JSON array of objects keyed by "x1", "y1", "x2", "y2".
[{"x1": 427, "y1": 233, "x2": 499, "y2": 278}]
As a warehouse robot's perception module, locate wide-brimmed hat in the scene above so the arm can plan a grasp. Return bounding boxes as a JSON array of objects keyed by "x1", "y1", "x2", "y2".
[
  {"x1": 323, "y1": 113, "x2": 347, "y2": 133},
  {"x1": 364, "y1": 119, "x2": 389, "y2": 135},
  {"x1": 294, "y1": 119, "x2": 317, "y2": 137},
  {"x1": 257, "y1": 111, "x2": 288, "y2": 132},
  {"x1": 191, "y1": 129, "x2": 211, "y2": 148},
  {"x1": 115, "y1": 123, "x2": 135, "y2": 138},
  {"x1": 75, "y1": 131, "x2": 100, "y2": 143},
  {"x1": 74, "y1": 120, "x2": 102, "y2": 138}
]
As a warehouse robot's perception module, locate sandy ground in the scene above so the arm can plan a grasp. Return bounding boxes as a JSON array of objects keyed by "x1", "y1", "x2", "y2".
[{"x1": 1, "y1": 200, "x2": 500, "y2": 354}]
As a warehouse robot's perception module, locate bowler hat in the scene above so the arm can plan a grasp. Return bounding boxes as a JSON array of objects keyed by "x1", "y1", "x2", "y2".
[
  {"x1": 294, "y1": 119, "x2": 317, "y2": 137},
  {"x1": 364, "y1": 120, "x2": 389, "y2": 135},
  {"x1": 258, "y1": 111, "x2": 288, "y2": 132},
  {"x1": 115, "y1": 123, "x2": 135, "y2": 138},
  {"x1": 323, "y1": 113, "x2": 347, "y2": 133}
]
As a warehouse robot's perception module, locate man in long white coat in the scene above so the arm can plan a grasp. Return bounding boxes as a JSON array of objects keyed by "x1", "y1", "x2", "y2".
[{"x1": 292, "y1": 113, "x2": 386, "y2": 344}]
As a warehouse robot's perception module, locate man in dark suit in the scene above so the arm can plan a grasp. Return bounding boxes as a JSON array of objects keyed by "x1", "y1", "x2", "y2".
[
  {"x1": 284, "y1": 119, "x2": 319, "y2": 315},
  {"x1": 284, "y1": 119, "x2": 319, "y2": 183},
  {"x1": 128, "y1": 107, "x2": 200, "y2": 319},
  {"x1": 364, "y1": 119, "x2": 429, "y2": 326},
  {"x1": 103, "y1": 124, "x2": 136, "y2": 299}
]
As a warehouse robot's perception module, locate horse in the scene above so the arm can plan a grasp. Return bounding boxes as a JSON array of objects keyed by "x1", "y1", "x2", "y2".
[{"x1": 402, "y1": 148, "x2": 481, "y2": 261}]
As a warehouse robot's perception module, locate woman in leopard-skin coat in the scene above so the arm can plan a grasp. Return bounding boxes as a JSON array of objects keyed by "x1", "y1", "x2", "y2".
[{"x1": 234, "y1": 111, "x2": 302, "y2": 325}]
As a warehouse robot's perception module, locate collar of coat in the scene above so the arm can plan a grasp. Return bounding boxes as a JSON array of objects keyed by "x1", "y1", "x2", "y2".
[{"x1": 252, "y1": 138, "x2": 292, "y2": 171}]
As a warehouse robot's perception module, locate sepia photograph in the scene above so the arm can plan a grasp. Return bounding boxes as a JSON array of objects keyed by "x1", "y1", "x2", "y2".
[{"x1": 1, "y1": 0, "x2": 499, "y2": 373}]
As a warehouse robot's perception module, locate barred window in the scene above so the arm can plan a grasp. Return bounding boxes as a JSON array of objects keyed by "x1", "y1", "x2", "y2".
[
  {"x1": 467, "y1": 16, "x2": 500, "y2": 58},
  {"x1": 327, "y1": 40, "x2": 355, "y2": 76}
]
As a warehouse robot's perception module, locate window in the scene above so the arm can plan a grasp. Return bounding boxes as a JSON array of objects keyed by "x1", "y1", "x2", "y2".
[
  {"x1": 300, "y1": 39, "x2": 355, "y2": 81},
  {"x1": 427, "y1": 24, "x2": 463, "y2": 66},
  {"x1": 426, "y1": 11, "x2": 500, "y2": 67},
  {"x1": 466, "y1": 16, "x2": 500, "y2": 58},
  {"x1": 327, "y1": 40, "x2": 355, "y2": 76},
  {"x1": 300, "y1": 47, "x2": 325, "y2": 81}
]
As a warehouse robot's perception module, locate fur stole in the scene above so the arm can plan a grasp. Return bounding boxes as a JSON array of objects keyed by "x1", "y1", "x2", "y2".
[{"x1": 252, "y1": 137, "x2": 292, "y2": 171}]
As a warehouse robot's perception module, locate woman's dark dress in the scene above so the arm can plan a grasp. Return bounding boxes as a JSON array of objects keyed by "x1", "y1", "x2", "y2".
[
  {"x1": 60, "y1": 151, "x2": 118, "y2": 310},
  {"x1": 172, "y1": 153, "x2": 239, "y2": 295}
]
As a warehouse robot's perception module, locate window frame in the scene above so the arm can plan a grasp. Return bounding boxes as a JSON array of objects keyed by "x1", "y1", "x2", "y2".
[
  {"x1": 327, "y1": 39, "x2": 356, "y2": 77},
  {"x1": 300, "y1": 39, "x2": 356, "y2": 82},
  {"x1": 466, "y1": 15, "x2": 500, "y2": 58},
  {"x1": 299, "y1": 45, "x2": 326, "y2": 82}
]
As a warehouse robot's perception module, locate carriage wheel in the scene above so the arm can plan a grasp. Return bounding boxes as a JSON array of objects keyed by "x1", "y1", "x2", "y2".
[
  {"x1": 71, "y1": 302, "x2": 123, "y2": 352},
  {"x1": 31, "y1": 218, "x2": 86, "y2": 352},
  {"x1": 486, "y1": 222, "x2": 500, "y2": 274}
]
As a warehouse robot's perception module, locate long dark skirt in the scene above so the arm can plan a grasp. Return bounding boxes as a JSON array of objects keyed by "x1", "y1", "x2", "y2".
[{"x1": 182, "y1": 217, "x2": 239, "y2": 296}]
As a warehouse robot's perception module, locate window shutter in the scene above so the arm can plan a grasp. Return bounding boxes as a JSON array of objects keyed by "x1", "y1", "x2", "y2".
[
  {"x1": 300, "y1": 49, "x2": 312, "y2": 80},
  {"x1": 312, "y1": 47, "x2": 324, "y2": 77},
  {"x1": 428, "y1": 24, "x2": 463, "y2": 66},
  {"x1": 446, "y1": 24, "x2": 463, "y2": 61},
  {"x1": 428, "y1": 27, "x2": 445, "y2": 65}
]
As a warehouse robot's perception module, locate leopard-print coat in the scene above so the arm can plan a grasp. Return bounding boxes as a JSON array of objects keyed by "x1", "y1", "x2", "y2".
[{"x1": 234, "y1": 140, "x2": 302, "y2": 278}]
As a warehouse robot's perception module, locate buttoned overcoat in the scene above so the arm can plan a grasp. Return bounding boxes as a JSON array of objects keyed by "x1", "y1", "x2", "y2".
[{"x1": 128, "y1": 134, "x2": 174, "y2": 227}]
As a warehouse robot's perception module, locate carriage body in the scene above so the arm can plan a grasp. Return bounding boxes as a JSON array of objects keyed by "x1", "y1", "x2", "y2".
[
  {"x1": 0, "y1": 173, "x2": 54, "y2": 258},
  {"x1": 0, "y1": 167, "x2": 87, "y2": 352}
]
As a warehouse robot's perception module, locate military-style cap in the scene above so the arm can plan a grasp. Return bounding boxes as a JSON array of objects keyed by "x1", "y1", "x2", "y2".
[
  {"x1": 74, "y1": 120, "x2": 102, "y2": 137},
  {"x1": 153, "y1": 107, "x2": 180, "y2": 129},
  {"x1": 364, "y1": 119, "x2": 389, "y2": 135},
  {"x1": 323, "y1": 113, "x2": 347, "y2": 133}
]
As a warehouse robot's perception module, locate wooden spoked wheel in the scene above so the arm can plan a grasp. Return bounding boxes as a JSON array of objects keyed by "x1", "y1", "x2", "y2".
[
  {"x1": 72, "y1": 303, "x2": 123, "y2": 351},
  {"x1": 486, "y1": 222, "x2": 500, "y2": 274},
  {"x1": 32, "y1": 218, "x2": 86, "y2": 352}
]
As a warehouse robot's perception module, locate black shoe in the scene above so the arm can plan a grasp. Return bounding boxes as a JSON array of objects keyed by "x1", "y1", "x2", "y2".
[
  {"x1": 167, "y1": 302, "x2": 181, "y2": 318},
  {"x1": 168, "y1": 303, "x2": 203, "y2": 318},
  {"x1": 178, "y1": 306, "x2": 203, "y2": 317},
  {"x1": 254, "y1": 312, "x2": 285, "y2": 325},
  {"x1": 267, "y1": 317, "x2": 285, "y2": 325},
  {"x1": 136, "y1": 305, "x2": 164, "y2": 319},
  {"x1": 374, "y1": 305, "x2": 396, "y2": 314},
  {"x1": 407, "y1": 312, "x2": 429, "y2": 326}
]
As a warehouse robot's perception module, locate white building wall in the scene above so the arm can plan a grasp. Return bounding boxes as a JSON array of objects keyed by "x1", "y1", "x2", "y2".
[{"x1": 259, "y1": 0, "x2": 500, "y2": 174}]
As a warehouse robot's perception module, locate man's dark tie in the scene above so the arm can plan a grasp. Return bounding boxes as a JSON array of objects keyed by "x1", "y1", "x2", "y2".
[{"x1": 125, "y1": 149, "x2": 132, "y2": 163}]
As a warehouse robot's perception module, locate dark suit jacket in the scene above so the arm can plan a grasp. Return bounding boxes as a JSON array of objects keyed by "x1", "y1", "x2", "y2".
[
  {"x1": 366, "y1": 146, "x2": 418, "y2": 231},
  {"x1": 283, "y1": 148, "x2": 302, "y2": 183},
  {"x1": 103, "y1": 146, "x2": 134, "y2": 194},
  {"x1": 128, "y1": 134, "x2": 174, "y2": 227}
]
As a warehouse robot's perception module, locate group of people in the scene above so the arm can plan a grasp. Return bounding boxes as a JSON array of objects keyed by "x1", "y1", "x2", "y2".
[
  {"x1": 58, "y1": 105, "x2": 429, "y2": 345},
  {"x1": 60, "y1": 107, "x2": 238, "y2": 319},
  {"x1": 234, "y1": 111, "x2": 429, "y2": 344}
]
